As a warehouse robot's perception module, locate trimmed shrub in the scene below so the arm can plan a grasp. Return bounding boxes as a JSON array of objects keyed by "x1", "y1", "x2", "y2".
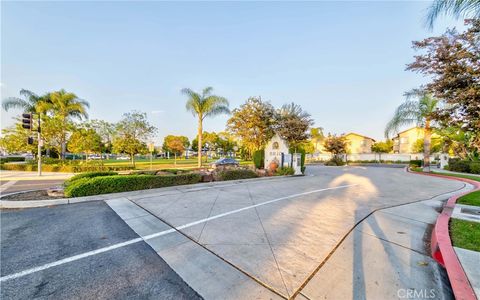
[
  {"x1": 253, "y1": 150, "x2": 265, "y2": 169},
  {"x1": 64, "y1": 173, "x2": 202, "y2": 197},
  {"x1": 218, "y1": 169, "x2": 258, "y2": 181},
  {"x1": 448, "y1": 159, "x2": 471, "y2": 173},
  {"x1": 409, "y1": 160, "x2": 423, "y2": 168},
  {"x1": 275, "y1": 167, "x2": 294, "y2": 176},
  {"x1": 0, "y1": 157, "x2": 25, "y2": 163},
  {"x1": 66, "y1": 171, "x2": 118, "y2": 185},
  {"x1": 129, "y1": 170, "x2": 159, "y2": 175},
  {"x1": 325, "y1": 156, "x2": 345, "y2": 166},
  {"x1": 470, "y1": 162, "x2": 480, "y2": 174},
  {"x1": 0, "y1": 163, "x2": 131, "y2": 173}
]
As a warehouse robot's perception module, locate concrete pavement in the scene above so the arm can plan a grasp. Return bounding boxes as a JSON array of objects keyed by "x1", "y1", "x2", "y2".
[
  {"x1": 1, "y1": 166, "x2": 471, "y2": 299},
  {"x1": 108, "y1": 166, "x2": 468, "y2": 299}
]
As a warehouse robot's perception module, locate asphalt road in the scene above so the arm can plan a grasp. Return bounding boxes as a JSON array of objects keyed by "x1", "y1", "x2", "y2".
[{"x1": 0, "y1": 201, "x2": 202, "y2": 300}]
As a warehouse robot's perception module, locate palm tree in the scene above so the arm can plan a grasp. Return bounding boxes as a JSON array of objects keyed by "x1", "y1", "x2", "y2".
[
  {"x1": 426, "y1": 0, "x2": 480, "y2": 28},
  {"x1": 2, "y1": 89, "x2": 48, "y2": 114},
  {"x1": 385, "y1": 90, "x2": 440, "y2": 172},
  {"x1": 182, "y1": 87, "x2": 229, "y2": 167},
  {"x1": 45, "y1": 89, "x2": 90, "y2": 159}
]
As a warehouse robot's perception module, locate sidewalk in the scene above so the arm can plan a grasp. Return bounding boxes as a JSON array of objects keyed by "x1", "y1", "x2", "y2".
[
  {"x1": 0, "y1": 171, "x2": 74, "y2": 181},
  {"x1": 432, "y1": 168, "x2": 480, "y2": 178}
]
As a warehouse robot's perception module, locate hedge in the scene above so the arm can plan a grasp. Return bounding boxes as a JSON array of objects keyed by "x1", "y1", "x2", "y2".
[
  {"x1": 253, "y1": 150, "x2": 265, "y2": 169},
  {"x1": 448, "y1": 159, "x2": 480, "y2": 174},
  {"x1": 66, "y1": 171, "x2": 118, "y2": 185},
  {"x1": 64, "y1": 173, "x2": 202, "y2": 197},
  {"x1": 409, "y1": 160, "x2": 423, "y2": 168},
  {"x1": 0, "y1": 163, "x2": 131, "y2": 173},
  {"x1": 275, "y1": 167, "x2": 294, "y2": 176},
  {"x1": 218, "y1": 169, "x2": 258, "y2": 181},
  {"x1": 0, "y1": 157, "x2": 26, "y2": 163}
]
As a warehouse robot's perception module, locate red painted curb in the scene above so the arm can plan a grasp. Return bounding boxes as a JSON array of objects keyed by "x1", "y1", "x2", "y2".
[{"x1": 408, "y1": 169, "x2": 479, "y2": 300}]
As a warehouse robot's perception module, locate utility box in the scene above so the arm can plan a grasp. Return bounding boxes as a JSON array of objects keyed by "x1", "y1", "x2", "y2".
[{"x1": 292, "y1": 153, "x2": 302, "y2": 175}]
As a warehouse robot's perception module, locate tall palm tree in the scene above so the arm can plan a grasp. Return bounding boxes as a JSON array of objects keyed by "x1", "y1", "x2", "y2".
[
  {"x1": 45, "y1": 89, "x2": 90, "y2": 159},
  {"x1": 182, "y1": 87, "x2": 229, "y2": 167},
  {"x1": 426, "y1": 0, "x2": 480, "y2": 28},
  {"x1": 2, "y1": 89, "x2": 48, "y2": 114},
  {"x1": 385, "y1": 90, "x2": 440, "y2": 172}
]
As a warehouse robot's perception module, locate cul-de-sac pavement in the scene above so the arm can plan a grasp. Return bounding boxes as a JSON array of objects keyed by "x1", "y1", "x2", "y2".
[{"x1": 1, "y1": 166, "x2": 472, "y2": 300}]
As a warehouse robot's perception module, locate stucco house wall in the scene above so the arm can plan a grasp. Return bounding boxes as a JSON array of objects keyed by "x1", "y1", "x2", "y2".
[
  {"x1": 344, "y1": 133, "x2": 375, "y2": 154},
  {"x1": 393, "y1": 127, "x2": 425, "y2": 154}
]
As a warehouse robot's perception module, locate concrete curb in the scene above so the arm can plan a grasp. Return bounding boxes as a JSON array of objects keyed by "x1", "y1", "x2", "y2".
[
  {"x1": 408, "y1": 169, "x2": 479, "y2": 300},
  {"x1": 0, "y1": 174, "x2": 297, "y2": 209}
]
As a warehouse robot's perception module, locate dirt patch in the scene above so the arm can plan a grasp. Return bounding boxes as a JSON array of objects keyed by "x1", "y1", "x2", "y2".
[{"x1": 1, "y1": 190, "x2": 62, "y2": 201}]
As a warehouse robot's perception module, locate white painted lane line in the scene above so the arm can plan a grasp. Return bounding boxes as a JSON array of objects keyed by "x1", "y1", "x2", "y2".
[
  {"x1": 0, "y1": 237, "x2": 143, "y2": 282},
  {"x1": 0, "y1": 180, "x2": 17, "y2": 193},
  {"x1": 1, "y1": 184, "x2": 356, "y2": 282},
  {"x1": 143, "y1": 184, "x2": 358, "y2": 240}
]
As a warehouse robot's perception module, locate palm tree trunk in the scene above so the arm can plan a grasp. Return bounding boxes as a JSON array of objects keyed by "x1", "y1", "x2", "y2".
[
  {"x1": 198, "y1": 117, "x2": 203, "y2": 168},
  {"x1": 423, "y1": 120, "x2": 432, "y2": 172}
]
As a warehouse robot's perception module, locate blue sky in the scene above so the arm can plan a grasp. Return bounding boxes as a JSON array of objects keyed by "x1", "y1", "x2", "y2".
[{"x1": 1, "y1": 1, "x2": 465, "y2": 144}]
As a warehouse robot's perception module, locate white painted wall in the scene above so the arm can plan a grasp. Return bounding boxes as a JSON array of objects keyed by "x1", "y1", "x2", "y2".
[{"x1": 264, "y1": 134, "x2": 289, "y2": 169}]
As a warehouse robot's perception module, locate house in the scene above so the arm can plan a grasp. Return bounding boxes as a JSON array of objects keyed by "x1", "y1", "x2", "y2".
[
  {"x1": 392, "y1": 127, "x2": 425, "y2": 154},
  {"x1": 344, "y1": 133, "x2": 375, "y2": 154}
]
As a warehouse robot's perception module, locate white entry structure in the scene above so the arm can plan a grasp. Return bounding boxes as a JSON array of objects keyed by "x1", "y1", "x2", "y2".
[{"x1": 265, "y1": 134, "x2": 290, "y2": 170}]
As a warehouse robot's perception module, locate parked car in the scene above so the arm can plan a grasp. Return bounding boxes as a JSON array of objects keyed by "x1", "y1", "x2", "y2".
[
  {"x1": 116, "y1": 155, "x2": 130, "y2": 160},
  {"x1": 211, "y1": 158, "x2": 239, "y2": 168}
]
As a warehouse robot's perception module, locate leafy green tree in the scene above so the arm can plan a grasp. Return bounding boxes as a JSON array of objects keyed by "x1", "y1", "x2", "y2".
[
  {"x1": 0, "y1": 122, "x2": 37, "y2": 154},
  {"x1": 407, "y1": 20, "x2": 480, "y2": 155},
  {"x1": 426, "y1": 0, "x2": 480, "y2": 28},
  {"x1": 275, "y1": 102, "x2": 314, "y2": 150},
  {"x1": 68, "y1": 128, "x2": 102, "y2": 161},
  {"x1": 89, "y1": 119, "x2": 116, "y2": 154},
  {"x1": 182, "y1": 87, "x2": 229, "y2": 167},
  {"x1": 371, "y1": 140, "x2": 393, "y2": 161},
  {"x1": 43, "y1": 89, "x2": 90, "y2": 159},
  {"x1": 412, "y1": 138, "x2": 444, "y2": 154},
  {"x1": 162, "y1": 135, "x2": 189, "y2": 154},
  {"x1": 323, "y1": 134, "x2": 347, "y2": 158},
  {"x1": 227, "y1": 97, "x2": 276, "y2": 157},
  {"x1": 165, "y1": 136, "x2": 186, "y2": 165},
  {"x1": 310, "y1": 127, "x2": 325, "y2": 153},
  {"x1": 112, "y1": 111, "x2": 157, "y2": 166},
  {"x1": 385, "y1": 90, "x2": 439, "y2": 171}
]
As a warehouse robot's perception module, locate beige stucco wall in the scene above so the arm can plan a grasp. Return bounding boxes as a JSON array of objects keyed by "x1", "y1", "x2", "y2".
[
  {"x1": 394, "y1": 128, "x2": 425, "y2": 154},
  {"x1": 344, "y1": 134, "x2": 374, "y2": 154}
]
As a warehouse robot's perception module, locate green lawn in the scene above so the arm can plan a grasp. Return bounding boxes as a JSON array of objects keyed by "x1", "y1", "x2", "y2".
[
  {"x1": 450, "y1": 219, "x2": 480, "y2": 252},
  {"x1": 100, "y1": 157, "x2": 253, "y2": 170},
  {"x1": 457, "y1": 190, "x2": 480, "y2": 207}
]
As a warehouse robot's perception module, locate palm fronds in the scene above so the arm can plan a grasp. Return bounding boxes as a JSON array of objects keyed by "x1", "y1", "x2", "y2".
[{"x1": 426, "y1": 0, "x2": 480, "y2": 28}]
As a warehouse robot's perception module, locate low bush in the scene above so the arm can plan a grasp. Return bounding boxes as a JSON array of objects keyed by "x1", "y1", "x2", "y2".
[
  {"x1": 325, "y1": 156, "x2": 345, "y2": 166},
  {"x1": 253, "y1": 150, "x2": 265, "y2": 169},
  {"x1": 469, "y1": 162, "x2": 480, "y2": 174},
  {"x1": 409, "y1": 160, "x2": 423, "y2": 168},
  {"x1": 448, "y1": 158, "x2": 477, "y2": 173},
  {"x1": 66, "y1": 171, "x2": 118, "y2": 185},
  {"x1": 275, "y1": 167, "x2": 294, "y2": 176},
  {"x1": 0, "y1": 156, "x2": 26, "y2": 163},
  {"x1": 129, "y1": 170, "x2": 159, "y2": 175},
  {"x1": 64, "y1": 173, "x2": 202, "y2": 197},
  {"x1": 218, "y1": 169, "x2": 258, "y2": 181},
  {"x1": 0, "y1": 163, "x2": 131, "y2": 173}
]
